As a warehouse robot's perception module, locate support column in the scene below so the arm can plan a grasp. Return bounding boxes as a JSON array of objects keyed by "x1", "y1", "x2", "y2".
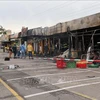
[
  {"x1": 71, "y1": 35, "x2": 73, "y2": 49},
  {"x1": 68, "y1": 35, "x2": 71, "y2": 58},
  {"x1": 75, "y1": 34, "x2": 78, "y2": 50},
  {"x1": 58, "y1": 38, "x2": 60, "y2": 53},
  {"x1": 52, "y1": 38, "x2": 55, "y2": 56},
  {"x1": 48, "y1": 38, "x2": 50, "y2": 53},
  {"x1": 35, "y1": 42, "x2": 36, "y2": 53},
  {"x1": 41, "y1": 40, "x2": 43, "y2": 54},
  {"x1": 82, "y1": 34, "x2": 85, "y2": 52}
]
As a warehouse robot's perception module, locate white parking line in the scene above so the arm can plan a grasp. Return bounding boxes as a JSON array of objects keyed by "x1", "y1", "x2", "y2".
[
  {"x1": 38, "y1": 76, "x2": 100, "y2": 88},
  {"x1": 7, "y1": 70, "x2": 90, "y2": 81},
  {"x1": 24, "y1": 81, "x2": 100, "y2": 98}
]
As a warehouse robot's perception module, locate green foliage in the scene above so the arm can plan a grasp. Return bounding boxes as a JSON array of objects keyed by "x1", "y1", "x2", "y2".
[
  {"x1": 0, "y1": 32, "x2": 2, "y2": 34},
  {"x1": 3, "y1": 32, "x2": 6, "y2": 34},
  {"x1": 0, "y1": 31, "x2": 6, "y2": 34}
]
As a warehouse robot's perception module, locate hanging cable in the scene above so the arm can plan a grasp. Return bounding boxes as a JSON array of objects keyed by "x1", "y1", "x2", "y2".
[
  {"x1": 29, "y1": 1, "x2": 77, "y2": 17},
  {"x1": 58, "y1": 2, "x2": 100, "y2": 21}
]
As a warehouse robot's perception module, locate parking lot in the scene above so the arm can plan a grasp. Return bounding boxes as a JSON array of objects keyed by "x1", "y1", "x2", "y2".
[{"x1": 0, "y1": 52, "x2": 100, "y2": 100}]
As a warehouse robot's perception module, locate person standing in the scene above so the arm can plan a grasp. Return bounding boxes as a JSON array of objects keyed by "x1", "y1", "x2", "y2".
[
  {"x1": 54, "y1": 42, "x2": 59, "y2": 56},
  {"x1": 3, "y1": 46, "x2": 5, "y2": 52},
  {"x1": 20, "y1": 42, "x2": 26, "y2": 59},
  {"x1": 27, "y1": 43, "x2": 33, "y2": 59},
  {"x1": 16, "y1": 46, "x2": 20, "y2": 58},
  {"x1": 9, "y1": 46, "x2": 13, "y2": 58},
  {"x1": 12, "y1": 44, "x2": 17, "y2": 58}
]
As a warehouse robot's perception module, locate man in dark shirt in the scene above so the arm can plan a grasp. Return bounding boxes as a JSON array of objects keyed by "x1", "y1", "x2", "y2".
[{"x1": 12, "y1": 44, "x2": 17, "y2": 58}]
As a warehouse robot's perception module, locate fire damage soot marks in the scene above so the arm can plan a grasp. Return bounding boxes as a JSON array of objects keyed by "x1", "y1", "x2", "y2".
[
  {"x1": 19, "y1": 77, "x2": 46, "y2": 87},
  {"x1": 18, "y1": 77, "x2": 90, "y2": 100},
  {"x1": 18, "y1": 77, "x2": 72, "y2": 95}
]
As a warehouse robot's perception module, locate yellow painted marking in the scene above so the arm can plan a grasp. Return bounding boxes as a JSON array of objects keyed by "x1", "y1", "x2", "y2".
[
  {"x1": 0, "y1": 78, "x2": 24, "y2": 100},
  {"x1": 71, "y1": 91, "x2": 97, "y2": 100}
]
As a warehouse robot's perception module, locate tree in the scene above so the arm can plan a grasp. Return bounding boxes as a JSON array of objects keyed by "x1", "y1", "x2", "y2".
[{"x1": 0, "y1": 25, "x2": 6, "y2": 35}]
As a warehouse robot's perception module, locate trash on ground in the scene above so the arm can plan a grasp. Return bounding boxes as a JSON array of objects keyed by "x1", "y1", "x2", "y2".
[{"x1": 8, "y1": 65, "x2": 19, "y2": 69}]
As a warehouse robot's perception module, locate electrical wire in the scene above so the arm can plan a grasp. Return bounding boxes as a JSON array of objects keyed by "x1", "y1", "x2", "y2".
[
  {"x1": 58, "y1": 2, "x2": 100, "y2": 22},
  {"x1": 28, "y1": 1, "x2": 100, "y2": 24},
  {"x1": 39, "y1": 2, "x2": 100, "y2": 28},
  {"x1": 22, "y1": 1, "x2": 78, "y2": 27},
  {"x1": 43, "y1": 2, "x2": 100, "y2": 25},
  {"x1": 30, "y1": 1, "x2": 77, "y2": 17}
]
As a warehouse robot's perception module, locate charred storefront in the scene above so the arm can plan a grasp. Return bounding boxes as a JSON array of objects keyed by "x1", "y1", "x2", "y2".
[
  {"x1": 46, "y1": 13, "x2": 100, "y2": 58},
  {"x1": 67, "y1": 13, "x2": 100, "y2": 58},
  {"x1": 18, "y1": 13, "x2": 100, "y2": 58}
]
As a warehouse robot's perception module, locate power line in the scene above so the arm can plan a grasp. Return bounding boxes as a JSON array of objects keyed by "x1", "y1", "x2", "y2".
[
  {"x1": 31, "y1": 1, "x2": 100, "y2": 25},
  {"x1": 21, "y1": 1, "x2": 71, "y2": 26},
  {"x1": 18, "y1": 1, "x2": 50, "y2": 25},
  {"x1": 60, "y1": 2, "x2": 100, "y2": 21},
  {"x1": 51, "y1": 1, "x2": 98, "y2": 16},
  {"x1": 29, "y1": 1, "x2": 50, "y2": 10},
  {"x1": 20, "y1": 1, "x2": 100, "y2": 30},
  {"x1": 39, "y1": 2, "x2": 100, "y2": 28},
  {"x1": 48, "y1": 2, "x2": 100, "y2": 23},
  {"x1": 30, "y1": 1, "x2": 77, "y2": 17},
  {"x1": 22, "y1": 1, "x2": 77, "y2": 27}
]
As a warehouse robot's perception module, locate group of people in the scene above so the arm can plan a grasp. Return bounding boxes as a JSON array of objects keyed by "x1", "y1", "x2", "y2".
[{"x1": 9, "y1": 42, "x2": 34, "y2": 59}]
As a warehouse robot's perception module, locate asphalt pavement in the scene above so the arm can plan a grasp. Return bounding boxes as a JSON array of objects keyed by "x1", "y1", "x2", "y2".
[{"x1": 0, "y1": 50, "x2": 100, "y2": 100}]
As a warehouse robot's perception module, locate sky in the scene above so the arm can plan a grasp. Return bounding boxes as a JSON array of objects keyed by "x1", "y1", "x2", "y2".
[{"x1": 0, "y1": 0, "x2": 100, "y2": 33}]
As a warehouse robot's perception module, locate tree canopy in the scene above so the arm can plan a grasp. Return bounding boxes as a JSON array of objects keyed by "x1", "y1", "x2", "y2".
[{"x1": 0, "y1": 25, "x2": 6, "y2": 35}]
